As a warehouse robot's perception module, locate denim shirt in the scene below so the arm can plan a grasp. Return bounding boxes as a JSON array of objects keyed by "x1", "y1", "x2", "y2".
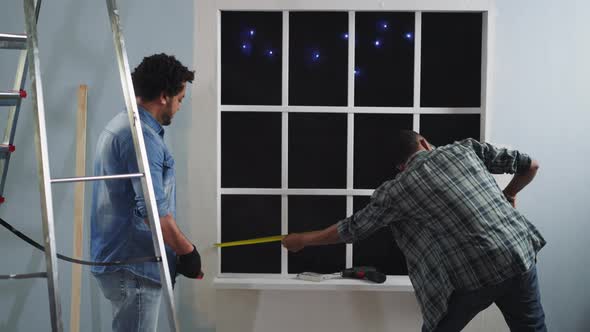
[{"x1": 91, "y1": 106, "x2": 176, "y2": 283}]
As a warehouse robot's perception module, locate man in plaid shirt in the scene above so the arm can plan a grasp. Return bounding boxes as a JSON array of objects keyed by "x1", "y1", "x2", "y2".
[{"x1": 282, "y1": 130, "x2": 546, "y2": 332}]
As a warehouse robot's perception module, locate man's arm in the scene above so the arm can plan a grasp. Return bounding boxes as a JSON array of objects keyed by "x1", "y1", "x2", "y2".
[
  {"x1": 156, "y1": 214, "x2": 194, "y2": 255},
  {"x1": 502, "y1": 159, "x2": 540, "y2": 207},
  {"x1": 282, "y1": 224, "x2": 341, "y2": 252},
  {"x1": 283, "y1": 182, "x2": 401, "y2": 252},
  {"x1": 460, "y1": 138, "x2": 532, "y2": 175},
  {"x1": 159, "y1": 214, "x2": 203, "y2": 279}
]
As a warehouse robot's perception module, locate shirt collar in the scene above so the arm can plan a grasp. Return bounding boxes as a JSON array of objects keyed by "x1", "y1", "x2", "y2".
[
  {"x1": 137, "y1": 105, "x2": 165, "y2": 138},
  {"x1": 407, "y1": 150, "x2": 428, "y2": 165}
]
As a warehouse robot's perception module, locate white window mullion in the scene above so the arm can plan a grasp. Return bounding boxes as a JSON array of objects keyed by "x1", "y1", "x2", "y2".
[
  {"x1": 345, "y1": 11, "x2": 355, "y2": 269},
  {"x1": 413, "y1": 11, "x2": 422, "y2": 133},
  {"x1": 216, "y1": 9, "x2": 223, "y2": 274},
  {"x1": 480, "y1": 10, "x2": 493, "y2": 141},
  {"x1": 281, "y1": 11, "x2": 289, "y2": 276}
]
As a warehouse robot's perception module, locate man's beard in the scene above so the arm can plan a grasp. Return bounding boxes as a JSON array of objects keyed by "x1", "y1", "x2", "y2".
[{"x1": 162, "y1": 113, "x2": 172, "y2": 126}]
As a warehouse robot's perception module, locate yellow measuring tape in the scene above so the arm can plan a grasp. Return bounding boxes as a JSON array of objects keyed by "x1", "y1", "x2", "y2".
[{"x1": 214, "y1": 235, "x2": 285, "y2": 248}]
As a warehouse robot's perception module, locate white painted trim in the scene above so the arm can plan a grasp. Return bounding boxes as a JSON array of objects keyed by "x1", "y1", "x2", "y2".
[
  {"x1": 346, "y1": 11, "x2": 354, "y2": 270},
  {"x1": 216, "y1": 9, "x2": 223, "y2": 274},
  {"x1": 347, "y1": 11, "x2": 355, "y2": 108},
  {"x1": 220, "y1": 188, "x2": 374, "y2": 196},
  {"x1": 413, "y1": 11, "x2": 422, "y2": 110},
  {"x1": 413, "y1": 114, "x2": 420, "y2": 132},
  {"x1": 281, "y1": 195, "x2": 288, "y2": 275},
  {"x1": 212, "y1": 0, "x2": 492, "y2": 11},
  {"x1": 413, "y1": 11, "x2": 423, "y2": 133},
  {"x1": 213, "y1": 276, "x2": 414, "y2": 292},
  {"x1": 481, "y1": 8, "x2": 495, "y2": 141},
  {"x1": 220, "y1": 105, "x2": 482, "y2": 114},
  {"x1": 282, "y1": 11, "x2": 289, "y2": 107}
]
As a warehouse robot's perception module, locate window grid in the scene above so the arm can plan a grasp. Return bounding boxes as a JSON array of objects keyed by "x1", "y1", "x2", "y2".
[{"x1": 218, "y1": 10, "x2": 487, "y2": 277}]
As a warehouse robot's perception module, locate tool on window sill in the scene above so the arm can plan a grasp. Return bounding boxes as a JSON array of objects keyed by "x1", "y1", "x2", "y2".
[
  {"x1": 341, "y1": 266, "x2": 387, "y2": 284},
  {"x1": 296, "y1": 266, "x2": 387, "y2": 284}
]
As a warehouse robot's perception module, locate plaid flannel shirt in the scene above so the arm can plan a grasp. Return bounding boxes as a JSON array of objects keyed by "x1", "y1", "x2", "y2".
[{"x1": 337, "y1": 138, "x2": 546, "y2": 331}]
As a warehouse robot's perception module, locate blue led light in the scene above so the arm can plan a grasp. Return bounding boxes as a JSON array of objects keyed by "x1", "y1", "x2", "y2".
[
  {"x1": 378, "y1": 21, "x2": 390, "y2": 32},
  {"x1": 312, "y1": 51, "x2": 320, "y2": 61},
  {"x1": 240, "y1": 42, "x2": 253, "y2": 55},
  {"x1": 404, "y1": 32, "x2": 413, "y2": 40},
  {"x1": 343, "y1": 33, "x2": 349, "y2": 40},
  {"x1": 267, "y1": 49, "x2": 274, "y2": 56},
  {"x1": 354, "y1": 68, "x2": 360, "y2": 76},
  {"x1": 374, "y1": 39, "x2": 382, "y2": 47},
  {"x1": 249, "y1": 29, "x2": 255, "y2": 37}
]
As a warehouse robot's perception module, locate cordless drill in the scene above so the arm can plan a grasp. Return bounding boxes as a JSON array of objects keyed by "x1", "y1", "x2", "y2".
[{"x1": 341, "y1": 266, "x2": 387, "y2": 284}]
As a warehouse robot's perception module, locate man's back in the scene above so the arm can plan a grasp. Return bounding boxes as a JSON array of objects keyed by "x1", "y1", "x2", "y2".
[
  {"x1": 339, "y1": 138, "x2": 546, "y2": 330},
  {"x1": 392, "y1": 139, "x2": 545, "y2": 289}
]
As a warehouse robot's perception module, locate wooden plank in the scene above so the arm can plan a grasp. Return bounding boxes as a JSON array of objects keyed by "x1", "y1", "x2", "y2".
[{"x1": 70, "y1": 85, "x2": 87, "y2": 332}]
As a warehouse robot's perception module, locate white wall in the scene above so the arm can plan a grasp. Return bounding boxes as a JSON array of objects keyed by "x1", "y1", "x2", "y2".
[{"x1": 0, "y1": 1, "x2": 198, "y2": 331}]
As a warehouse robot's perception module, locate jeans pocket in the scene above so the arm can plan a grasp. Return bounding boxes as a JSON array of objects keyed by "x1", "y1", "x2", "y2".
[{"x1": 95, "y1": 271, "x2": 127, "y2": 302}]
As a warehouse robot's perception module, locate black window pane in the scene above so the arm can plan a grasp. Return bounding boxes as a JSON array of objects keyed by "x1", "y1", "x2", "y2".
[
  {"x1": 355, "y1": 12, "x2": 415, "y2": 107},
  {"x1": 420, "y1": 114, "x2": 481, "y2": 147},
  {"x1": 222, "y1": 112, "x2": 281, "y2": 188},
  {"x1": 289, "y1": 113, "x2": 347, "y2": 188},
  {"x1": 288, "y1": 196, "x2": 346, "y2": 273},
  {"x1": 221, "y1": 195, "x2": 281, "y2": 273},
  {"x1": 421, "y1": 13, "x2": 482, "y2": 107},
  {"x1": 354, "y1": 114, "x2": 413, "y2": 189},
  {"x1": 352, "y1": 196, "x2": 407, "y2": 275},
  {"x1": 289, "y1": 12, "x2": 348, "y2": 106},
  {"x1": 221, "y1": 11, "x2": 282, "y2": 105}
]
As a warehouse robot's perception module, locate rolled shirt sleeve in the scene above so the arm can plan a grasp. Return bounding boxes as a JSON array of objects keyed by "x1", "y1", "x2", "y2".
[
  {"x1": 459, "y1": 138, "x2": 532, "y2": 175},
  {"x1": 337, "y1": 181, "x2": 402, "y2": 243},
  {"x1": 121, "y1": 133, "x2": 170, "y2": 218}
]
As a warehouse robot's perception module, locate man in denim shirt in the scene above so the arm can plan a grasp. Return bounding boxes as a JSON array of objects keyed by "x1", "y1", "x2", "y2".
[{"x1": 91, "y1": 54, "x2": 202, "y2": 331}]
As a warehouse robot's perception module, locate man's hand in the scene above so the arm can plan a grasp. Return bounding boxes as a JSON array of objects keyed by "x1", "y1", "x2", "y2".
[
  {"x1": 177, "y1": 245, "x2": 204, "y2": 279},
  {"x1": 282, "y1": 233, "x2": 307, "y2": 252},
  {"x1": 282, "y1": 225, "x2": 343, "y2": 252},
  {"x1": 503, "y1": 191, "x2": 516, "y2": 208},
  {"x1": 502, "y1": 159, "x2": 539, "y2": 209}
]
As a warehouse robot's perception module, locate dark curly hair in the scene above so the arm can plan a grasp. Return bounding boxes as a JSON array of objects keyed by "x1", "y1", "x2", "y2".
[
  {"x1": 131, "y1": 53, "x2": 195, "y2": 101},
  {"x1": 392, "y1": 130, "x2": 422, "y2": 167}
]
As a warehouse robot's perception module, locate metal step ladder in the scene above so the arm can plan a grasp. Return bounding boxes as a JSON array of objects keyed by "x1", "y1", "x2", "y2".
[
  {"x1": 0, "y1": 0, "x2": 180, "y2": 330},
  {"x1": 0, "y1": 33, "x2": 32, "y2": 203}
]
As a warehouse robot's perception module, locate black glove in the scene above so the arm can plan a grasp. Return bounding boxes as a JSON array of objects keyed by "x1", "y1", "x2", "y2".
[{"x1": 176, "y1": 245, "x2": 203, "y2": 279}]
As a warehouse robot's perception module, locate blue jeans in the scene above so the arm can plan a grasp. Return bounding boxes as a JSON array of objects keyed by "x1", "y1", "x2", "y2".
[
  {"x1": 94, "y1": 270, "x2": 162, "y2": 332},
  {"x1": 425, "y1": 266, "x2": 546, "y2": 332}
]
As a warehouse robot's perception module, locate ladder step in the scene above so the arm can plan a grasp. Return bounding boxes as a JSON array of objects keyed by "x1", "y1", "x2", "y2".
[
  {"x1": 0, "y1": 272, "x2": 47, "y2": 280},
  {"x1": 0, "y1": 144, "x2": 16, "y2": 154},
  {"x1": 0, "y1": 33, "x2": 27, "y2": 50},
  {"x1": 51, "y1": 173, "x2": 144, "y2": 184},
  {"x1": 0, "y1": 90, "x2": 27, "y2": 107}
]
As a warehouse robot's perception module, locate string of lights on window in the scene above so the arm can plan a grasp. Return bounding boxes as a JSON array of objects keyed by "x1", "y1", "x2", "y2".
[{"x1": 238, "y1": 21, "x2": 413, "y2": 79}]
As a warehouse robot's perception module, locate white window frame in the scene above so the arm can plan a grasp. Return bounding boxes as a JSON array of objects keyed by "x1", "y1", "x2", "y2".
[{"x1": 203, "y1": 0, "x2": 495, "y2": 291}]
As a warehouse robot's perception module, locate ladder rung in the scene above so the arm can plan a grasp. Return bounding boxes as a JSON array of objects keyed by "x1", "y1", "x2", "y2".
[
  {"x1": 0, "y1": 90, "x2": 27, "y2": 107},
  {"x1": 0, "y1": 144, "x2": 16, "y2": 154},
  {"x1": 0, "y1": 272, "x2": 47, "y2": 280},
  {"x1": 0, "y1": 33, "x2": 27, "y2": 50},
  {"x1": 50, "y1": 173, "x2": 144, "y2": 184}
]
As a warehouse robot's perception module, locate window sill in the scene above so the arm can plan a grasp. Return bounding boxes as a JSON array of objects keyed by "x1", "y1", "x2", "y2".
[{"x1": 213, "y1": 275, "x2": 414, "y2": 292}]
